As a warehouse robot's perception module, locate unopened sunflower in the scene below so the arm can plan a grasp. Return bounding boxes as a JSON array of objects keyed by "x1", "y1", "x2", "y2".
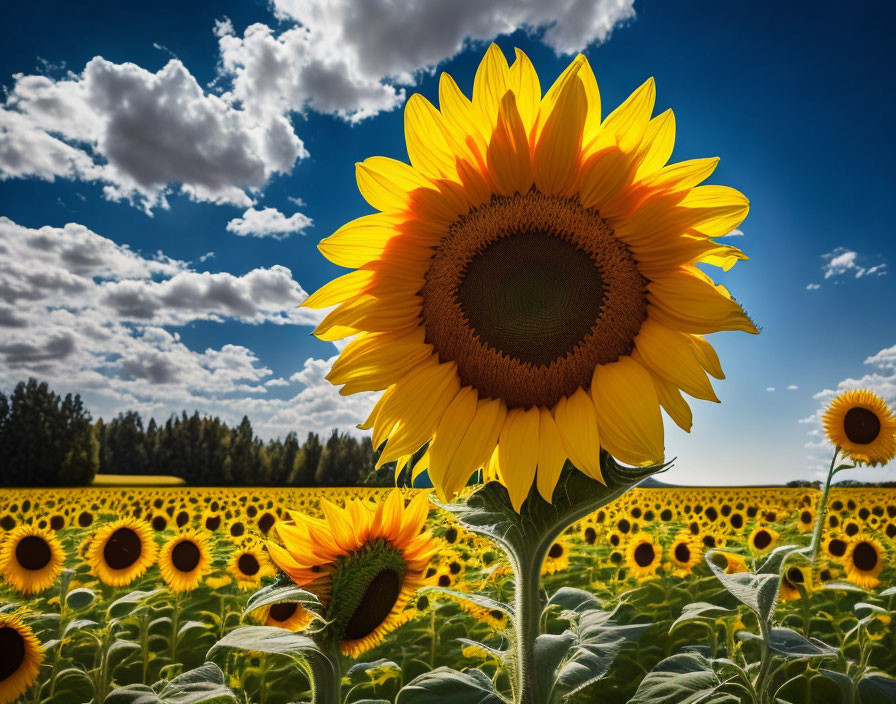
[
  {"x1": 267, "y1": 491, "x2": 439, "y2": 657},
  {"x1": 0, "y1": 612, "x2": 44, "y2": 703},
  {"x1": 304, "y1": 43, "x2": 756, "y2": 510},
  {"x1": 0, "y1": 525, "x2": 65, "y2": 595},
  {"x1": 87, "y1": 518, "x2": 158, "y2": 587},
  {"x1": 823, "y1": 390, "x2": 896, "y2": 466},
  {"x1": 159, "y1": 530, "x2": 212, "y2": 592}
]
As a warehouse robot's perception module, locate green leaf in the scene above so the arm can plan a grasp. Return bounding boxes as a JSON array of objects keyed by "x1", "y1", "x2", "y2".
[
  {"x1": 108, "y1": 589, "x2": 165, "y2": 619},
  {"x1": 628, "y1": 652, "x2": 738, "y2": 704},
  {"x1": 344, "y1": 659, "x2": 402, "y2": 686},
  {"x1": 243, "y1": 583, "x2": 323, "y2": 617},
  {"x1": 63, "y1": 618, "x2": 98, "y2": 637},
  {"x1": 738, "y1": 628, "x2": 838, "y2": 660},
  {"x1": 705, "y1": 550, "x2": 780, "y2": 623},
  {"x1": 544, "y1": 587, "x2": 601, "y2": 615},
  {"x1": 420, "y1": 586, "x2": 512, "y2": 621},
  {"x1": 820, "y1": 581, "x2": 869, "y2": 594},
  {"x1": 878, "y1": 586, "x2": 896, "y2": 597},
  {"x1": 208, "y1": 626, "x2": 322, "y2": 661},
  {"x1": 397, "y1": 668, "x2": 508, "y2": 704},
  {"x1": 65, "y1": 587, "x2": 96, "y2": 612},
  {"x1": 670, "y1": 603, "x2": 735, "y2": 631},
  {"x1": 177, "y1": 621, "x2": 210, "y2": 641},
  {"x1": 106, "y1": 662, "x2": 237, "y2": 704},
  {"x1": 820, "y1": 669, "x2": 855, "y2": 704},
  {"x1": 858, "y1": 673, "x2": 896, "y2": 704}
]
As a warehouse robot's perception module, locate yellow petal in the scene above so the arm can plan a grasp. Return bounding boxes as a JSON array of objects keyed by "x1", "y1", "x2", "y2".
[
  {"x1": 356, "y1": 156, "x2": 433, "y2": 212},
  {"x1": 395, "y1": 491, "x2": 431, "y2": 547},
  {"x1": 591, "y1": 356, "x2": 665, "y2": 466},
  {"x1": 473, "y1": 43, "x2": 509, "y2": 132},
  {"x1": 552, "y1": 387, "x2": 603, "y2": 481},
  {"x1": 690, "y1": 335, "x2": 725, "y2": 379},
  {"x1": 405, "y1": 93, "x2": 458, "y2": 181},
  {"x1": 579, "y1": 58, "x2": 602, "y2": 145},
  {"x1": 536, "y1": 407, "x2": 568, "y2": 503},
  {"x1": 535, "y1": 54, "x2": 587, "y2": 144},
  {"x1": 533, "y1": 71, "x2": 586, "y2": 194},
  {"x1": 313, "y1": 293, "x2": 420, "y2": 341},
  {"x1": 596, "y1": 77, "x2": 655, "y2": 153},
  {"x1": 640, "y1": 157, "x2": 719, "y2": 193},
  {"x1": 426, "y1": 386, "x2": 479, "y2": 501},
  {"x1": 647, "y1": 267, "x2": 758, "y2": 335},
  {"x1": 328, "y1": 328, "x2": 433, "y2": 394},
  {"x1": 677, "y1": 185, "x2": 750, "y2": 237},
  {"x1": 320, "y1": 499, "x2": 358, "y2": 553},
  {"x1": 497, "y1": 407, "x2": 540, "y2": 512},
  {"x1": 651, "y1": 373, "x2": 693, "y2": 432},
  {"x1": 487, "y1": 91, "x2": 532, "y2": 196},
  {"x1": 634, "y1": 109, "x2": 675, "y2": 180},
  {"x1": 578, "y1": 147, "x2": 638, "y2": 211},
  {"x1": 359, "y1": 386, "x2": 393, "y2": 431},
  {"x1": 318, "y1": 213, "x2": 403, "y2": 269},
  {"x1": 507, "y1": 48, "x2": 541, "y2": 134},
  {"x1": 632, "y1": 318, "x2": 718, "y2": 402},
  {"x1": 440, "y1": 396, "x2": 506, "y2": 500},
  {"x1": 302, "y1": 269, "x2": 375, "y2": 309},
  {"x1": 438, "y1": 72, "x2": 487, "y2": 162}
]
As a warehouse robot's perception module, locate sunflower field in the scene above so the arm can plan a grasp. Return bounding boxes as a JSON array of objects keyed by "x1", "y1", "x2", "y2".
[{"x1": 1, "y1": 483, "x2": 895, "y2": 704}]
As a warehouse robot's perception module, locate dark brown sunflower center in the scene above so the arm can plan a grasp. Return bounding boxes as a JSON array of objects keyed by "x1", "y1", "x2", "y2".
[
  {"x1": 786, "y1": 567, "x2": 804, "y2": 585},
  {"x1": 852, "y1": 542, "x2": 878, "y2": 571},
  {"x1": 78, "y1": 512, "x2": 93, "y2": 527},
  {"x1": 421, "y1": 192, "x2": 647, "y2": 409},
  {"x1": 828, "y1": 539, "x2": 847, "y2": 557},
  {"x1": 152, "y1": 516, "x2": 167, "y2": 531},
  {"x1": 0, "y1": 626, "x2": 25, "y2": 681},
  {"x1": 238, "y1": 553, "x2": 260, "y2": 576},
  {"x1": 753, "y1": 530, "x2": 772, "y2": 550},
  {"x1": 16, "y1": 535, "x2": 51, "y2": 571},
  {"x1": 674, "y1": 543, "x2": 691, "y2": 564},
  {"x1": 634, "y1": 543, "x2": 655, "y2": 567},
  {"x1": 800, "y1": 511, "x2": 812, "y2": 524},
  {"x1": 104, "y1": 527, "x2": 142, "y2": 570},
  {"x1": 171, "y1": 541, "x2": 200, "y2": 573},
  {"x1": 205, "y1": 516, "x2": 221, "y2": 531},
  {"x1": 343, "y1": 568, "x2": 401, "y2": 641},
  {"x1": 269, "y1": 602, "x2": 298, "y2": 622},
  {"x1": 844, "y1": 407, "x2": 881, "y2": 444},
  {"x1": 584, "y1": 527, "x2": 597, "y2": 544},
  {"x1": 258, "y1": 513, "x2": 276, "y2": 534},
  {"x1": 548, "y1": 543, "x2": 564, "y2": 559}
]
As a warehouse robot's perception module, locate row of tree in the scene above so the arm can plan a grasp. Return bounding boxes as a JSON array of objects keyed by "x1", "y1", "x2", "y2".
[{"x1": 0, "y1": 378, "x2": 396, "y2": 487}]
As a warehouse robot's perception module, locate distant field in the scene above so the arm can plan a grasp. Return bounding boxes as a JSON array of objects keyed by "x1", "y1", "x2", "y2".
[
  {"x1": 91, "y1": 473, "x2": 186, "y2": 486},
  {"x1": 1, "y1": 485, "x2": 894, "y2": 703}
]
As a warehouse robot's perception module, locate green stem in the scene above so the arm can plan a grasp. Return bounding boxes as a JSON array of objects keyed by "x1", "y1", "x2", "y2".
[
  {"x1": 513, "y1": 552, "x2": 544, "y2": 704},
  {"x1": 809, "y1": 448, "x2": 838, "y2": 568},
  {"x1": 306, "y1": 639, "x2": 342, "y2": 704},
  {"x1": 755, "y1": 618, "x2": 774, "y2": 704}
]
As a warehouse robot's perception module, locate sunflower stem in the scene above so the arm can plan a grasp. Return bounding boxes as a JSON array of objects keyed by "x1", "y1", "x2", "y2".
[
  {"x1": 307, "y1": 638, "x2": 342, "y2": 704},
  {"x1": 809, "y1": 448, "x2": 838, "y2": 568},
  {"x1": 513, "y1": 551, "x2": 544, "y2": 704}
]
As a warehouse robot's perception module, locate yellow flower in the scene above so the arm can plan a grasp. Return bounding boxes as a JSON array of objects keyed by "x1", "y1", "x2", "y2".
[
  {"x1": 626, "y1": 534, "x2": 661, "y2": 580},
  {"x1": 823, "y1": 389, "x2": 896, "y2": 466},
  {"x1": 267, "y1": 490, "x2": 439, "y2": 658},
  {"x1": 303, "y1": 43, "x2": 755, "y2": 510},
  {"x1": 87, "y1": 518, "x2": 158, "y2": 587},
  {"x1": 158, "y1": 530, "x2": 212, "y2": 593},
  {"x1": 0, "y1": 612, "x2": 44, "y2": 703},
  {"x1": 780, "y1": 565, "x2": 811, "y2": 602},
  {"x1": 0, "y1": 525, "x2": 66, "y2": 595},
  {"x1": 541, "y1": 537, "x2": 571, "y2": 574},
  {"x1": 669, "y1": 533, "x2": 702, "y2": 577},
  {"x1": 747, "y1": 525, "x2": 779, "y2": 554},
  {"x1": 228, "y1": 543, "x2": 276, "y2": 590},
  {"x1": 843, "y1": 535, "x2": 885, "y2": 589}
]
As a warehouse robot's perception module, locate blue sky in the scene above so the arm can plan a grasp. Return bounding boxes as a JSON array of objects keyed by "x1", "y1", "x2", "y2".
[{"x1": 0, "y1": 1, "x2": 893, "y2": 484}]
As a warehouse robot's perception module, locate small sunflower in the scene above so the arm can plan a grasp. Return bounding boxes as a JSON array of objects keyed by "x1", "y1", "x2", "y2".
[
  {"x1": 780, "y1": 565, "x2": 811, "y2": 602},
  {"x1": 747, "y1": 525, "x2": 779, "y2": 554},
  {"x1": 823, "y1": 535, "x2": 849, "y2": 563},
  {"x1": 229, "y1": 542, "x2": 276, "y2": 590},
  {"x1": 0, "y1": 525, "x2": 65, "y2": 595},
  {"x1": 712, "y1": 551, "x2": 748, "y2": 575},
  {"x1": 87, "y1": 518, "x2": 158, "y2": 587},
  {"x1": 796, "y1": 507, "x2": 815, "y2": 534},
  {"x1": 626, "y1": 534, "x2": 661, "y2": 579},
  {"x1": 456, "y1": 598, "x2": 510, "y2": 630},
  {"x1": 0, "y1": 612, "x2": 44, "y2": 703},
  {"x1": 304, "y1": 43, "x2": 756, "y2": 510},
  {"x1": 541, "y1": 537, "x2": 571, "y2": 574},
  {"x1": 823, "y1": 389, "x2": 896, "y2": 466},
  {"x1": 669, "y1": 533, "x2": 701, "y2": 577},
  {"x1": 159, "y1": 530, "x2": 212, "y2": 592},
  {"x1": 263, "y1": 602, "x2": 316, "y2": 632},
  {"x1": 267, "y1": 490, "x2": 439, "y2": 657},
  {"x1": 843, "y1": 535, "x2": 885, "y2": 589}
]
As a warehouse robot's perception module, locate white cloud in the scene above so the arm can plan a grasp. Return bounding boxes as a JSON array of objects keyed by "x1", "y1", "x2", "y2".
[
  {"x1": 786, "y1": 384, "x2": 798, "y2": 391},
  {"x1": 766, "y1": 386, "x2": 775, "y2": 392},
  {"x1": 226, "y1": 206, "x2": 313, "y2": 239},
  {"x1": 819, "y1": 247, "x2": 887, "y2": 282},
  {"x1": 1, "y1": 58, "x2": 306, "y2": 212},
  {"x1": 806, "y1": 283, "x2": 820, "y2": 290},
  {"x1": 724, "y1": 228, "x2": 744, "y2": 237}
]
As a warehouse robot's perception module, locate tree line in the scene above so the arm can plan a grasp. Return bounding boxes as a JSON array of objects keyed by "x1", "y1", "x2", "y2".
[{"x1": 0, "y1": 378, "x2": 398, "y2": 487}]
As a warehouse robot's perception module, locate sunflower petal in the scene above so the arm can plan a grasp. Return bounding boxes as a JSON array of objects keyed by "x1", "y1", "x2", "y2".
[
  {"x1": 536, "y1": 407, "x2": 568, "y2": 503},
  {"x1": 534, "y1": 71, "x2": 586, "y2": 194},
  {"x1": 473, "y1": 43, "x2": 509, "y2": 132},
  {"x1": 651, "y1": 373, "x2": 693, "y2": 432},
  {"x1": 497, "y1": 407, "x2": 540, "y2": 511},
  {"x1": 507, "y1": 48, "x2": 541, "y2": 133},
  {"x1": 426, "y1": 386, "x2": 479, "y2": 501},
  {"x1": 634, "y1": 109, "x2": 675, "y2": 179},
  {"x1": 597, "y1": 77, "x2": 655, "y2": 153},
  {"x1": 357, "y1": 156, "x2": 434, "y2": 212},
  {"x1": 553, "y1": 387, "x2": 603, "y2": 481},
  {"x1": 487, "y1": 91, "x2": 533, "y2": 196},
  {"x1": 633, "y1": 318, "x2": 719, "y2": 402},
  {"x1": 405, "y1": 93, "x2": 458, "y2": 181},
  {"x1": 302, "y1": 269, "x2": 375, "y2": 309}
]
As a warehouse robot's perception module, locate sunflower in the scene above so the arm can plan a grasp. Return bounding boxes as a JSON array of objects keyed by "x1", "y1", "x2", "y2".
[
  {"x1": 159, "y1": 530, "x2": 212, "y2": 592},
  {"x1": 796, "y1": 507, "x2": 815, "y2": 534},
  {"x1": 541, "y1": 537, "x2": 571, "y2": 574},
  {"x1": 0, "y1": 612, "x2": 44, "y2": 703},
  {"x1": 303, "y1": 43, "x2": 756, "y2": 510},
  {"x1": 823, "y1": 390, "x2": 896, "y2": 466},
  {"x1": 0, "y1": 525, "x2": 66, "y2": 595},
  {"x1": 843, "y1": 535, "x2": 885, "y2": 589},
  {"x1": 780, "y1": 565, "x2": 811, "y2": 602},
  {"x1": 711, "y1": 551, "x2": 748, "y2": 575},
  {"x1": 229, "y1": 542, "x2": 276, "y2": 590},
  {"x1": 823, "y1": 535, "x2": 849, "y2": 563},
  {"x1": 457, "y1": 598, "x2": 510, "y2": 630},
  {"x1": 262, "y1": 601, "x2": 316, "y2": 632},
  {"x1": 668, "y1": 533, "x2": 702, "y2": 577},
  {"x1": 747, "y1": 525, "x2": 779, "y2": 554},
  {"x1": 87, "y1": 518, "x2": 158, "y2": 587},
  {"x1": 267, "y1": 490, "x2": 440, "y2": 657},
  {"x1": 626, "y1": 534, "x2": 661, "y2": 579}
]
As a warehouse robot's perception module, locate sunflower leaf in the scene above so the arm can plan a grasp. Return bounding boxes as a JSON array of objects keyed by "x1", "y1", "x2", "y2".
[
  {"x1": 544, "y1": 587, "x2": 601, "y2": 615},
  {"x1": 65, "y1": 587, "x2": 96, "y2": 612},
  {"x1": 705, "y1": 550, "x2": 780, "y2": 623},
  {"x1": 857, "y1": 673, "x2": 896, "y2": 703},
  {"x1": 243, "y1": 583, "x2": 323, "y2": 617},
  {"x1": 207, "y1": 626, "x2": 324, "y2": 665},
  {"x1": 107, "y1": 588, "x2": 165, "y2": 619},
  {"x1": 737, "y1": 628, "x2": 839, "y2": 660},
  {"x1": 396, "y1": 667, "x2": 509, "y2": 703},
  {"x1": 628, "y1": 652, "x2": 738, "y2": 704},
  {"x1": 670, "y1": 602, "x2": 736, "y2": 632},
  {"x1": 106, "y1": 662, "x2": 237, "y2": 704}
]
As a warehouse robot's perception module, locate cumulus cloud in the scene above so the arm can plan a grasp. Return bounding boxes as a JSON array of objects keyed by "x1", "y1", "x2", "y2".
[
  {"x1": 226, "y1": 206, "x2": 313, "y2": 238},
  {"x1": 817, "y1": 247, "x2": 887, "y2": 283},
  {"x1": 1, "y1": 58, "x2": 306, "y2": 212}
]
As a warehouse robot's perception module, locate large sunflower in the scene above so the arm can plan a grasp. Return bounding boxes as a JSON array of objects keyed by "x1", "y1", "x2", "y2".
[
  {"x1": 823, "y1": 389, "x2": 896, "y2": 466},
  {"x1": 267, "y1": 491, "x2": 439, "y2": 657},
  {"x1": 0, "y1": 613, "x2": 44, "y2": 704},
  {"x1": 304, "y1": 44, "x2": 756, "y2": 509},
  {"x1": 0, "y1": 525, "x2": 65, "y2": 595},
  {"x1": 87, "y1": 518, "x2": 158, "y2": 587}
]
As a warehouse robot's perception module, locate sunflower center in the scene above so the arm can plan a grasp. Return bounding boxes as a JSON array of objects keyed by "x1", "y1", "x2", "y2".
[
  {"x1": 421, "y1": 192, "x2": 647, "y2": 408},
  {"x1": 828, "y1": 539, "x2": 847, "y2": 557},
  {"x1": 853, "y1": 542, "x2": 878, "y2": 571},
  {"x1": 786, "y1": 567, "x2": 804, "y2": 585},
  {"x1": 205, "y1": 516, "x2": 221, "y2": 531},
  {"x1": 171, "y1": 541, "x2": 201, "y2": 573},
  {"x1": 16, "y1": 536, "x2": 51, "y2": 571},
  {"x1": 269, "y1": 602, "x2": 298, "y2": 622},
  {"x1": 843, "y1": 407, "x2": 881, "y2": 444},
  {"x1": 238, "y1": 553, "x2": 260, "y2": 576},
  {"x1": 674, "y1": 543, "x2": 691, "y2": 564},
  {"x1": 104, "y1": 527, "x2": 142, "y2": 570},
  {"x1": 0, "y1": 626, "x2": 25, "y2": 681},
  {"x1": 343, "y1": 568, "x2": 401, "y2": 641},
  {"x1": 753, "y1": 530, "x2": 772, "y2": 550},
  {"x1": 548, "y1": 543, "x2": 564, "y2": 559},
  {"x1": 584, "y1": 527, "x2": 597, "y2": 544},
  {"x1": 634, "y1": 543, "x2": 655, "y2": 567}
]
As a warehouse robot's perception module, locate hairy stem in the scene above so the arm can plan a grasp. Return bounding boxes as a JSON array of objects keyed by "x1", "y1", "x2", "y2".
[{"x1": 809, "y1": 448, "x2": 839, "y2": 568}]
